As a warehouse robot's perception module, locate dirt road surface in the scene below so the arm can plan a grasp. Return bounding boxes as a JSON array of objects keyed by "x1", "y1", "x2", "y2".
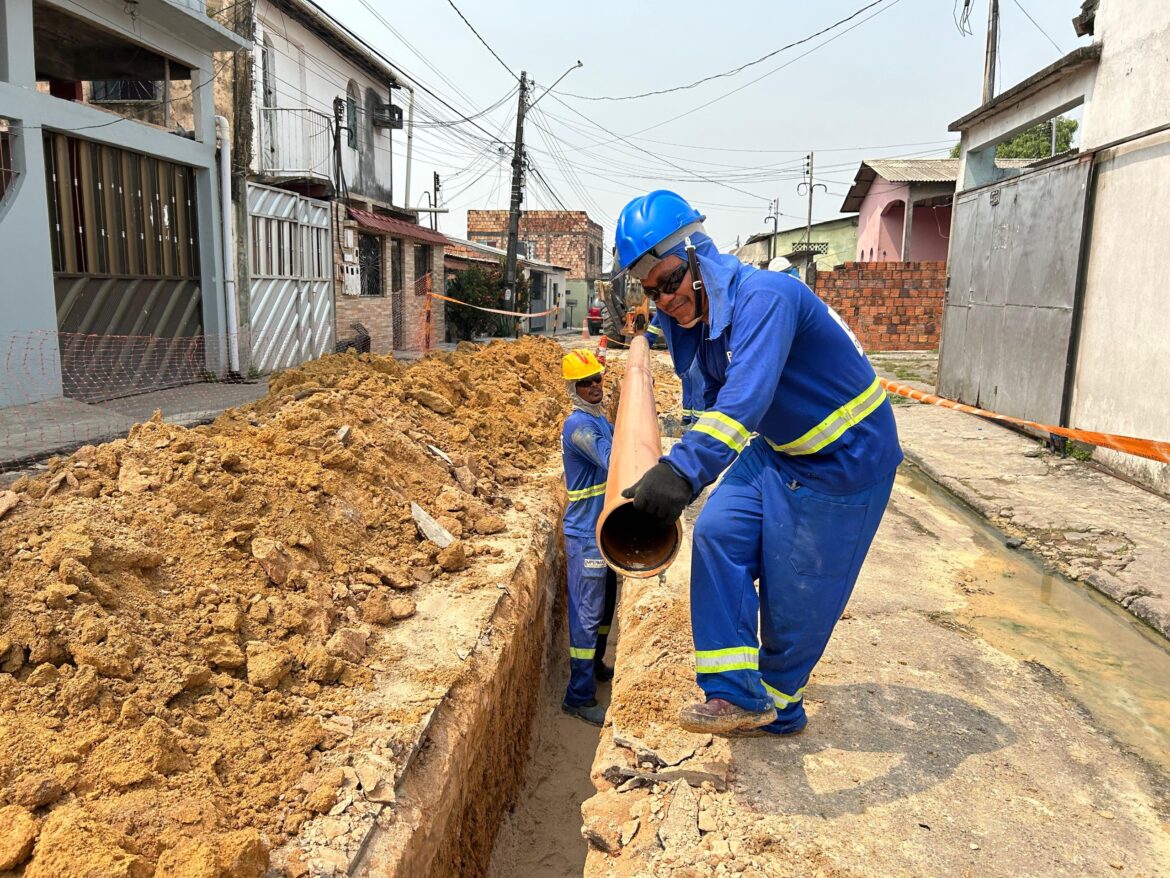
[{"x1": 582, "y1": 461, "x2": 1170, "y2": 877}]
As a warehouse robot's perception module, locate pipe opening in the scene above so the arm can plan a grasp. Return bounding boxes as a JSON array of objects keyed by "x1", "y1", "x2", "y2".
[{"x1": 598, "y1": 501, "x2": 681, "y2": 577}]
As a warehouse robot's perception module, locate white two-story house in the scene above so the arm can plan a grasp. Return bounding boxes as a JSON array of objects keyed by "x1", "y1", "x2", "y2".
[{"x1": 234, "y1": 0, "x2": 446, "y2": 364}]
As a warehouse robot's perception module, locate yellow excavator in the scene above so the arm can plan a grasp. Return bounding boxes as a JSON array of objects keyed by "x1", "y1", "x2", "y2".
[{"x1": 598, "y1": 278, "x2": 653, "y2": 344}]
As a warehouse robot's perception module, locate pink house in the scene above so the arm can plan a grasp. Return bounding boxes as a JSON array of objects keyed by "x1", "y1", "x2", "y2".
[{"x1": 841, "y1": 159, "x2": 960, "y2": 262}]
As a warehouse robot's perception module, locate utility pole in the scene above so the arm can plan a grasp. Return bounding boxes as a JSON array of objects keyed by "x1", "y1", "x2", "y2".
[
  {"x1": 764, "y1": 199, "x2": 780, "y2": 261},
  {"x1": 797, "y1": 152, "x2": 826, "y2": 244},
  {"x1": 982, "y1": 0, "x2": 999, "y2": 103},
  {"x1": 503, "y1": 71, "x2": 529, "y2": 315},
  {"x1": 432, "y1": 171, "x2": 441, "y2": 231}
]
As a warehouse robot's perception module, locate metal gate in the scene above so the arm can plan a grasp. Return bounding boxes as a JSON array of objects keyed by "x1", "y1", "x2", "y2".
[
  {"x1": 44, "y1": 132, "x2": 205, "y2": 402},
  {"x1": 937, "y1": 156, "x2": 1093, "y2": 424},
  {"x1": 247, "y1": 183, "x2": 334, "y2": 373}
]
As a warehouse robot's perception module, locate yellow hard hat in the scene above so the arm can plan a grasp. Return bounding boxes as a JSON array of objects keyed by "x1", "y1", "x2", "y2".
[{"x1": 562, "y1": 349, "x2": 604, "y2": 382}]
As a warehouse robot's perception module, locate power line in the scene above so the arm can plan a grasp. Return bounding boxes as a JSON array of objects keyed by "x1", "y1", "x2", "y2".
[
  {"x1": 547, "y1": 0, "x2": 906, "y2": 156},
  {"x1": 562, "y1": 0, "x2": 892, "y2": 102},
  {"x1": 1010, "y1": 0, "x2": 1063, "y2": 53},
  {"x1": 442, "y1": 0, "x2": 519, "y2": 81}
]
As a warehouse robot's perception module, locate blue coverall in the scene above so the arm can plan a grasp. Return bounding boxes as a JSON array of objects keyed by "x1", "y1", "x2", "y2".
[
  {"x1": 561, "y1": 409, "x2": 618, "y2": 706},
  {"x1": 655, "y1": 234, "x2": 903, "y2": 734},
  {"x1": 648, "y1": 314, "x2": 706, "y2": 425}
]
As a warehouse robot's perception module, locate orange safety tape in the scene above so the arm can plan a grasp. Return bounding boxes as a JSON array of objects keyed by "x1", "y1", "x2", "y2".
[
  {"x1": 426, "y1": 291, "x2": 555, "y2": 319},
  {"x1": 881, "y1": 379, "x2": 1170, "y2": 465}
]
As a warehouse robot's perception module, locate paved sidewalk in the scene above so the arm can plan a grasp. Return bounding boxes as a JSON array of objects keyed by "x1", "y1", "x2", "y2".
[
  {"x1": 893, "y1": 402, "x2": 1170, "y2": 639},
  {"x1": 0, "y1": 379, "x2": 269, "y2": 472}
]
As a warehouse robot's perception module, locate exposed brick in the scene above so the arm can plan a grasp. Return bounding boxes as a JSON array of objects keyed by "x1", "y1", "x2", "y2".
[
  {"x1": 814, "y1": 261, "x2": 944, "y2": 352},
  {"x1": 467, "y1": 210, "x2": 603, "y2": 282}
]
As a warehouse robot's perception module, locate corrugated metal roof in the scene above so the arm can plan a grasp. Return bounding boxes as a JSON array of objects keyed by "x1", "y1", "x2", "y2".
[
  {"x1": 348, "y1": 208, "x2": 448, "y2": 245},
  {"x1": 839, "y1": 158, "x2": 1035, "y2": 212},
  {"x1": 862, "y1": 158, "x2": 961, "y2": 183},
  {"x1": 443, "y1": 235, "x2": 572, "y2": 273}
]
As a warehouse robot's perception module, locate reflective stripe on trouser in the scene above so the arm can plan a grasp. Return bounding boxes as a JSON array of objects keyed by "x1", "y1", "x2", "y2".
[
  {"x1": 690, "y1": 440, "x2": 895, "y2": 730},
  {"x1": 765, "y1": 376, "x2": 886, "y2": 456},
  {"x1": 565, "y1": 534, "x2": 615, "y2": 705}
]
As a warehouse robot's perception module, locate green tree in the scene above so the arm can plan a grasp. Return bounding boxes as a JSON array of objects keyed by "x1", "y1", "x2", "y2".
[
  {"x1": 950, "y1": 116, "x2": 1078, "y2": 159},
  {"x1": 445, "y1": 267, "x2": 501, "y2": 341}
]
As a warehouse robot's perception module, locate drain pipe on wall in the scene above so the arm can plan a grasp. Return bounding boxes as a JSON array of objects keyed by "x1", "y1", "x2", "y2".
[
  {"x1": 215, "y1": 115, "x2": 241, "y2": 377},
  {"x1": 403, "y1": 85, "x2": 414, "y2": 207}
]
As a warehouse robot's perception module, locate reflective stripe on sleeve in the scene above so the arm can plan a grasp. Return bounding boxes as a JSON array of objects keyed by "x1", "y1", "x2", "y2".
[
  {"x1": 570, "y1": 646, "x2": 596, "y2": 660},
  {"x1": 598, "y1": 625, "x2": 611, "y2": 635},
  {"x1": 694, "y1": 645, "x2": 759, "y2": 674},
  {"x1": 763, "y1": 682, "x2": 806, "y2": 707},
  {"x1": 646, "y1": 324, "x2": 663, "y2": 337},
  {"x1": 766, "y1": 376, "x2": 886, "y2": 456},
  {"x1": 567, "y1": 481, "x2": 607, "y2": 502},
  {"x1": 691, "y1": 411, "x2": 751, "y2": 453}
]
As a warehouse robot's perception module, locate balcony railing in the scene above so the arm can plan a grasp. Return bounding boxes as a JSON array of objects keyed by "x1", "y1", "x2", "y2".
[{"x1": 256, "y1": 107, "x2": 333, "y2": 182}]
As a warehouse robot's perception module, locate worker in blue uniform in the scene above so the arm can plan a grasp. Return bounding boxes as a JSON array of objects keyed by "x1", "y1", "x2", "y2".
[
  {"x1": 648, "y1": 311, "x2": 706, "y2": 429},
  {"x1": 560, "y1": 349, "x2": 618, "y2": 726},
  {"x1": 614, "y1": 190, "x2": 903, "y2": 736}
]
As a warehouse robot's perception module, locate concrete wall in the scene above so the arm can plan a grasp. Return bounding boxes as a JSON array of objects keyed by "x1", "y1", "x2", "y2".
[
  {"x1": 856, "y1": 184, "x2": 953, "y2": 262},
  {"x1": 1068, "y1": 1, "x2": 1170, "y2": 492},
  {"x1": 734, "y1": 218, "x2": 859, "y2": 271},
  {"x1": 0, "y1": 0, "x2": 240, "y2": 405},
  {"x1": 255, "y1": 1, "x2": 396, "y2": 203},
  {"x1": 856, "y1": 181, "x2": 909, "y2": 262},
  {"x1": 813, "y1": 262, "x2": 946, "y2": 352}
]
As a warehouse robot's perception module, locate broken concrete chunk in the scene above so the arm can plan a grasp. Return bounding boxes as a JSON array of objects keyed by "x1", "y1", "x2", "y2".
[
  {"x1": 411, "y1": 502, "x2": 455, "y2": 548},
  {"x1": 657, "y1": 780, "x2": 701, "y2": 849},
  {"x1": 426, "y1": 444, "x2": 453, "y2": 465}
]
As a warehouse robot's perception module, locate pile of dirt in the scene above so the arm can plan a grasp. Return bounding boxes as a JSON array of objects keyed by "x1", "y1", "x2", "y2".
[{"x1": 0, "y1": 337, "x2": 569, "y2": 876}]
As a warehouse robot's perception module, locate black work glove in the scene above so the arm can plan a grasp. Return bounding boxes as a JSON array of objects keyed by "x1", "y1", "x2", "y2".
[{"x1": 620, "y1": 462, "x2": 692, "y2": 526}]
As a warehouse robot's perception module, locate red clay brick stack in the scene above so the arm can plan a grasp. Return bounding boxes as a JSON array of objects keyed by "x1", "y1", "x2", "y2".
[{"x1": 813, "y1": 261, "x2": 945, "y2": 351}]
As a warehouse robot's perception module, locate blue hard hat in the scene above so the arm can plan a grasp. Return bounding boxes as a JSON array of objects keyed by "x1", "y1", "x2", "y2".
[{"x1": 614, "y1": 190, "x2": 704, "y2": 275}]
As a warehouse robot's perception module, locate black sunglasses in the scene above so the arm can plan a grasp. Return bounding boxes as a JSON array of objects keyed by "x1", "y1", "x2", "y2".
[
  {"x1": 575, "y1": 373, "x2": 603, "y2": 387},
  {"x1": 642, "y1": 262, "x2": 688, "y2": 301}
]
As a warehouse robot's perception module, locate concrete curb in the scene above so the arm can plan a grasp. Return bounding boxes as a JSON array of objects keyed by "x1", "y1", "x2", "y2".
[{"x1": 901, "y1": 446, "x2": 1170, "y2": 641}]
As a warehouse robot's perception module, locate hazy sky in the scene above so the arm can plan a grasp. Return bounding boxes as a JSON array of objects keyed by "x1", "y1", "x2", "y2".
[{"x1": 324, "y1": 0, "x2": 1088, "y2": 258}]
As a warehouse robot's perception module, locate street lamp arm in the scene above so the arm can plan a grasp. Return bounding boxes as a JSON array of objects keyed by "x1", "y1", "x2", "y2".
[{"x1": 529, "y1": 61, "x2": 584, "y2": 111}]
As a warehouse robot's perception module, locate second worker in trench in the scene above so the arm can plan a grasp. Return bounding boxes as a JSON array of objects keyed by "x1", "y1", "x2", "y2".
[{"x1": 559, "y1": 349, "x2": 619, "y2": 727}]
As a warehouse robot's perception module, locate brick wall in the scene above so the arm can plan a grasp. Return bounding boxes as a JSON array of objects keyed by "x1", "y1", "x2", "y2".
[
  {"x1": 332, "y1": 204, "x2": 445, "y2": 354},
  {"x1": 812, "y1": 261, "x2": 945, "y2": 351},
  {"x1": 467, "y1": 210, "x2": 602, "y2": 281}
]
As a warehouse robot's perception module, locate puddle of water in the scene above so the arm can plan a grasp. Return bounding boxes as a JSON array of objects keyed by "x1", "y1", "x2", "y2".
[{"x1": 901, "y1": 466, "x2": 1170, "y2": 776}]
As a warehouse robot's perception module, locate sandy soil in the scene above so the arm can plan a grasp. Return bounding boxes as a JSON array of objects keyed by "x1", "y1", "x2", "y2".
[{"x1": 0, "y1": 338, "x2": 572, "y2": 877}]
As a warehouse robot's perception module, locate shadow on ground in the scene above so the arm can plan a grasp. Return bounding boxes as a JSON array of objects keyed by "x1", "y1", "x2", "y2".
[{"x1": 734, "y1": 683, "x2": 1013, "y2": 818}]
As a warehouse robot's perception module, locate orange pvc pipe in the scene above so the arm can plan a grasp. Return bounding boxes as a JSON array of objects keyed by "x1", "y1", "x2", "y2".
[{"x1": 596, "y1": 335, "x2": 683, "y2": 578}]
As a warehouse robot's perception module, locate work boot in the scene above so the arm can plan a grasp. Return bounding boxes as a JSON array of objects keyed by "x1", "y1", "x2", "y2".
[
  {"x1": 562, "y1": 699, "x2": 607, "y2": 727},
  {"x1": 594, "y1": 661, "x2": 615, "y2": 682},
  {"x1": 678, "y1": 698, "x2": 776, "y2": 735}
]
